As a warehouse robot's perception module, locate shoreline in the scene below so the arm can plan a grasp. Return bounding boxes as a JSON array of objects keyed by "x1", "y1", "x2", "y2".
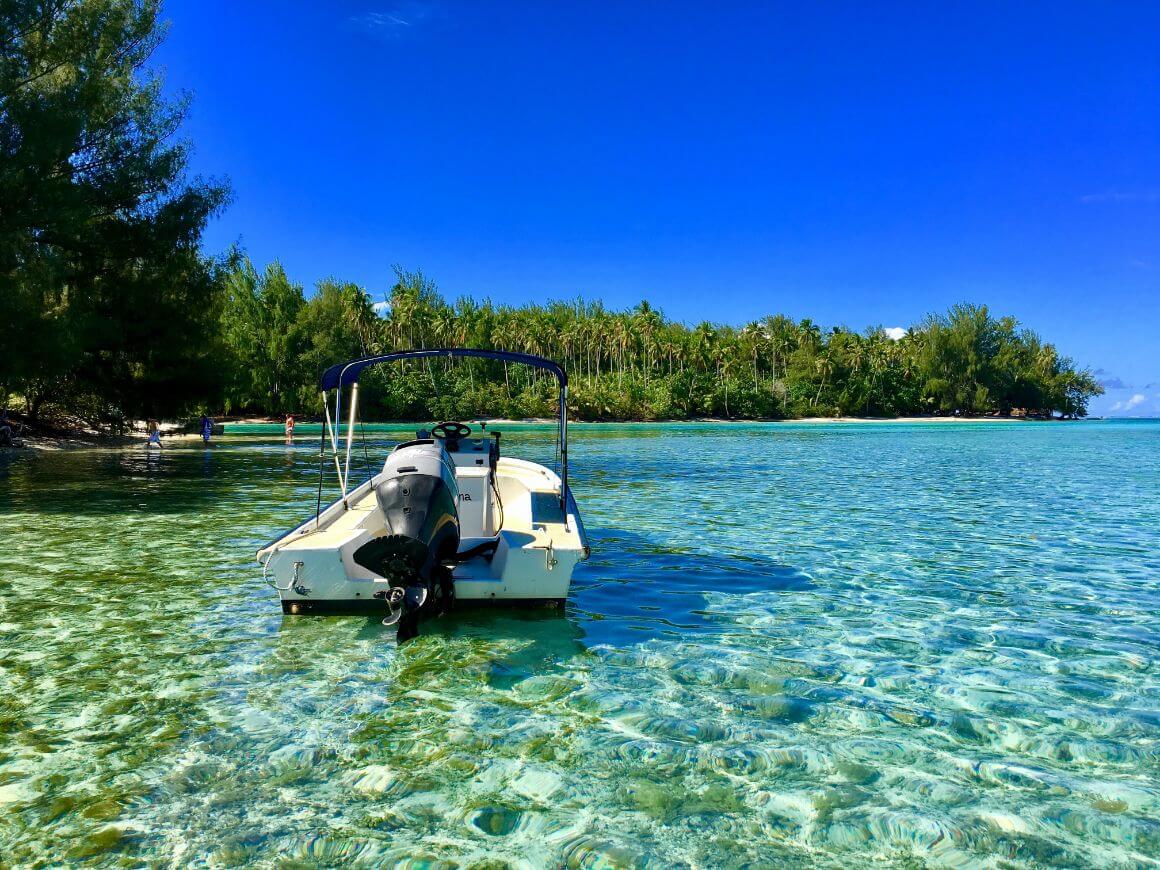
[
  {"x1": 229, "y1": 414, "x2": 1055, "y2": 426},
  {"x1": 3, "y1": 414, "x2": 1084, "y2": 452},
  {"x1": 7, "y1": 431, "x2": 207, "y2": 453}
]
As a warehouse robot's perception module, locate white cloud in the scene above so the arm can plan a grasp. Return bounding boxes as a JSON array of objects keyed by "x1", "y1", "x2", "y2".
[
  {"x1": 372, "y1": 301, "x2": 391, "y2": 317},
  {"x1": 884, "y1": 327, "x2": 906, "y2": 341},
  {"x1": 352, "y1": 3, "x2": 437, "y2": 38},
  {"x1": 1109, "y1": 393, "x2": 1148, "y2": 413},
  {"x1": 1092, "y1": 387, "x2": 1160, "y2": 417}
]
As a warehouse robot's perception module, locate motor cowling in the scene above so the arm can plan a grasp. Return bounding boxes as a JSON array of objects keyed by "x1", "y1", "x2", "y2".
[{"x1": 353, "y1": 441, "x2": 460, "y2": 638}]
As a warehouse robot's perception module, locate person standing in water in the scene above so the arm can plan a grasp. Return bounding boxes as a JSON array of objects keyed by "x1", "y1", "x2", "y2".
[
  {"x1": 147, "y1": 419, "x2": 162, "y2": 448},
  {"x1": 200, "y1": 414, "x2": 213, "y2": 445},
  {"x1": 285, "y1": 414, "x2": 295, "y2": 444}
]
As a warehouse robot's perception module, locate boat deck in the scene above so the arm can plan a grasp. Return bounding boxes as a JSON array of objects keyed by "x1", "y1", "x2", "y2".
[{"x1": 266, "y1": 459, "x2": 584, "y2": 560}]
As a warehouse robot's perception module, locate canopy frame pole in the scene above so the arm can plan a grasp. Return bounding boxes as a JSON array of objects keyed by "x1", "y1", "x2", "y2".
[
  {"x1": 322, "y1": 391, "x2": 346, "y2": 494},
  {"x1": 315, "y1": 391, "x2": 327, "y2": 526},
  {"x1": 559, "y1": 383, "x2": 569, "y2": 518},
  {"x1": 342, "y1": 382, "x2": 359, "y2": 504}
]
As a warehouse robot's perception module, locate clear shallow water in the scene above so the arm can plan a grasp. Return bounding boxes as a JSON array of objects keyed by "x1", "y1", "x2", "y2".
[{"x1": 1, "y1": 421, "x2": 1157, "y2": 867}]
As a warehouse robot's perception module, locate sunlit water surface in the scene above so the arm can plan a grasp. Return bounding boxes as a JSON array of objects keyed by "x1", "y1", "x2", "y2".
[{"x1": 1, "y1": 421, "x2": 1157, "y2": 867}]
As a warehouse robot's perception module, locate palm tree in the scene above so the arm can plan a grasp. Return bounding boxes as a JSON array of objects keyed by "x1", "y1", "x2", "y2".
[{"x1": 813, "y1": 353, "x2": 833, "y2": 410}]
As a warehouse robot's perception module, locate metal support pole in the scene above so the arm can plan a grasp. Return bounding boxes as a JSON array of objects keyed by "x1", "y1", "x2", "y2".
[
  {"x1": 322, "y1": 391, "x2": 346, "y2": 495},
  {"x1": 315, "y1": 392, "x2": 327, "y2": 526},
  {"x1": 559, "y1": 383, "x2": 568, "y2": 514},
  {"x1": 342, "y1": 382, "x2": 359, "y2": 502}
]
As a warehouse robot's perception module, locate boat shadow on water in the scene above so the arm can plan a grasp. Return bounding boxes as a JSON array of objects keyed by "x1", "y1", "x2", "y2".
[{"x1": 567, "y1": 527, "x2": 815, "y2": 648}]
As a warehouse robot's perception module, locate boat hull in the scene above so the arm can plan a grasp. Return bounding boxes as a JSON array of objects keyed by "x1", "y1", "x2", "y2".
[
  {"x1": 258, "y1": 459, "x2": 588, "y2": 613},
  {"x1": 280, "y1": 596, "x2": 567, "y2": 615}
]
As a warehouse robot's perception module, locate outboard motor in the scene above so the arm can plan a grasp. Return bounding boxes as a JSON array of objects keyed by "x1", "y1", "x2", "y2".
[{"x1": 353, "y1": 439, "x2": 460, "y2": 640}]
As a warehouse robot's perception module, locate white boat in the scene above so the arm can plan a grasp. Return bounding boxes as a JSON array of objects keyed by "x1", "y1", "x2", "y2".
[{"x1": 257, "y1": 349, "x2": 590, "y2": 638}]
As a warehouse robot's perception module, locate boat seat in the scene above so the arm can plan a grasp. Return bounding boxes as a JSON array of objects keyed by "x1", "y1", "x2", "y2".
[{"x1": 530, "y1": 491, "x2": 565, "y2": 525}]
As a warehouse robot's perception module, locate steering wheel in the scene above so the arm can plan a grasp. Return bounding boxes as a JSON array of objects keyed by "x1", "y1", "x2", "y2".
[{"x1": 431, "y1": 421, "x2": 471, "y2": 439}]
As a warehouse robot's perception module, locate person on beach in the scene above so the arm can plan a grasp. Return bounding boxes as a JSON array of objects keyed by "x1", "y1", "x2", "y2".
[
  {"x1": 200, "y1": 414, "x2": 213, "y2": 444},
  {"x1": 147, "y1": 419, "x2": 162, "y2": 448},
  {"x1": 285, "y1": 414, "x2": 295, "y2": 443}
]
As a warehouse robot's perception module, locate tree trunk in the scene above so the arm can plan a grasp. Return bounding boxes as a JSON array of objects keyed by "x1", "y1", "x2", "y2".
[{"x1": 28, "y1": 391, "x2": 46, "y2": 422}]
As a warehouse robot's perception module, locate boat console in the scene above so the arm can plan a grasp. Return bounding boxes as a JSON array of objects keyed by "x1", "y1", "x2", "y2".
[{"x1": 416, "y1": 421, "x2": 500, "y2": 468}]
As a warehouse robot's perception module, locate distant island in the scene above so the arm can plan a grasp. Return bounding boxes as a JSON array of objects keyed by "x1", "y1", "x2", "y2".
[{"x1": 202, "y1": 263, "x2": 1101, "y2": 424}]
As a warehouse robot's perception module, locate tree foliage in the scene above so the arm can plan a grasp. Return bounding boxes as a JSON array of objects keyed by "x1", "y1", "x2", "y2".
[
  {"x1": 216, "y1": 262, "x2": 1102, "y2": 421},
  {"x1": 0, "y1": 0, "x2": 229, "y2": 422}
]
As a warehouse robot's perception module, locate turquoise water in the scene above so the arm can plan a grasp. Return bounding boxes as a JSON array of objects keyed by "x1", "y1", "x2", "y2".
[{"x1": 1, "y1": 421, "x2": 1157, "y2": 866}]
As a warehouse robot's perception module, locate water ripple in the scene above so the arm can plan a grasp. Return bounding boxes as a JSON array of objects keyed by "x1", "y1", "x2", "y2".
[{"x1": 0, "y1": 421, "x2": 1157, "y2": 865}]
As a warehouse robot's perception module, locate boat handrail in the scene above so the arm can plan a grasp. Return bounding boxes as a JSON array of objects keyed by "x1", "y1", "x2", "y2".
[{"x1": 319, "y1": 348, "x2": 566, "y2": 392}]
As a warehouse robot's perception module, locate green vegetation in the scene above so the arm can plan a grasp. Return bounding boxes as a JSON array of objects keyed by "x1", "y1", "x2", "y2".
[
  {"x1": 1, "y1": 0, "x2": 229, "y2": 425},
  {"x1": 205, "y1": 262, "x2": 1101, "y2": 421},
  {"x1": 0, "y1": 1, "x2": 1102, "y2": 426}
]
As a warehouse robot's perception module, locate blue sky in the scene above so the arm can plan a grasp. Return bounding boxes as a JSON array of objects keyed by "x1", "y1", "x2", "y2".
[{"x1": 156, "y1": 1, "x2": 1158, "y2": 415}]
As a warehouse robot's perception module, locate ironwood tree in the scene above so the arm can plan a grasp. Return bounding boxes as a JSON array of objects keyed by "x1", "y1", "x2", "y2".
[{"x1": 0, "y1": 0, "x2": 229, "y2": 423}]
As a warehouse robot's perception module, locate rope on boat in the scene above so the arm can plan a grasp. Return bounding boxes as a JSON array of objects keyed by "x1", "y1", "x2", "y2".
[
  {"x1": 261, "y1": 549, "x2": 300, "y2": 592},
  {"x1": 359, "y1": 412, "x2": 372, "y2": 484},
  {"x1": 490, "y1": 472, "x2": 505, "y2": 534}
]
